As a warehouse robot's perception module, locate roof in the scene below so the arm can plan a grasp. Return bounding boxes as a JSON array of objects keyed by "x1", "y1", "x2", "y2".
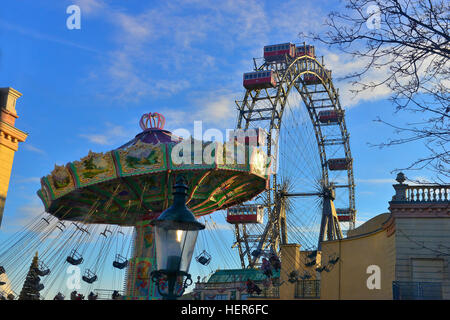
[
  {"x1": 346, "y1": 212, "x2": 391, "y2": 238},
  {"x1": 207, "y1": 269, "x2": 280, "y2": 283},
  {"x1": 116, "y1": 128, "x2": 181, "y2": 149}
]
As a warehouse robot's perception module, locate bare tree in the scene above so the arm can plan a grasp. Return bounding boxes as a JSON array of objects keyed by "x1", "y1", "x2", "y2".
[{"x1": 302, "y1": 0, "x2": 449, "y2": 181}]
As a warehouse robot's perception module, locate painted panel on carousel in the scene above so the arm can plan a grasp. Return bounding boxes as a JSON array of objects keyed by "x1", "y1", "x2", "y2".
[
  {"x1": 249, "y1": 146, "x2": 271, "y2": 179},
  {"x1": 44, "y1": 164, "x2": 76, "y2": 199},
  {"x1": 217, "y1": 140, "x2": 250, "y2": 172},
  {"x1": 114, "y1": 141, "x2": 167, "y2": 177},
  {"x1": 168, "y1": 139, "x2": 217, "y2": 170},
  {"x1": 37, "y1": 178, "x2": 53, "y2": 208},
  {"x1": 69, "y1": 151, "x2": 117, "y2": 187}
]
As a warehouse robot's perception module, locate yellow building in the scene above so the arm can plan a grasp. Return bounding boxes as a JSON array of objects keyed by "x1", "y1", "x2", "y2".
[
  {"x1": 0, "y1": 87, "x2": 28, "y2": 227},
  {"x1": 282, "y1": 177, "x2": 449, "y2": 300},
  {"x1": 251, "y1": 174, "x2": 450, "y2": 300}
]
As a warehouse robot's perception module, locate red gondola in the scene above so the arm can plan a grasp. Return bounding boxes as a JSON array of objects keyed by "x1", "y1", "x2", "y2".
[
  {"x1": 303, "y1": 69, "x2": 332, "y2": 85},
  {"x1": 336, "y1": 208, "x2": 355, "y2": 222},
  {"x1": 243, "y1": 70, "x2": 276, "y2": 90},
  {"x1": 328, "y1": 158, "x2": 352, "y2": 171},
  {"x1": 264, "y1": 43, "x2": 295, "y2": 62},
  {"x1": 295, "y1": 44, "x2": 315, "y2": 58},
  {"x1": 226, "y1": 205, "x2": 264, "y2": 224},
  {"x1": 318, "y1": 110, "x2": 343, "y2": 123},
  {"x1": 228, "y1": 127, "x2": 267, "y2": 147},
  {"x1": 303, "y1": 73, "x2": 321, "y2": 85}
]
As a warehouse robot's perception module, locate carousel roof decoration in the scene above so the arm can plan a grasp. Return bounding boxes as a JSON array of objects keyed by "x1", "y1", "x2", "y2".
[{"x1": 37, "y1": 112, "x2": 271, "y2": 226}]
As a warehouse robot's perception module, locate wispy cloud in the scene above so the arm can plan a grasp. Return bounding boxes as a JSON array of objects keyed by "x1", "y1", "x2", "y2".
[
  {"x1": 325, "y1": 52, "x2": 392, "y2": 107},
  {"x1": 356, "y1": 178, "x2": 396, "y2": 184},
  {"x1": 23, "y1": 144, "x2": 46, "y2": 155},
  {"x1": 16, "y1": 177, "x2": 41, "y2": 184},
  {"x1": 79, "y1": 122, "x2": 131, "y2": 145},
  {"x1": 11, "y1": 200, "x2": 45, "y2": 229},
  {"x1": 74, "y1": 0, "x2": 106, "y2": 15},
  {"x1": 0, "y1": 20, "x2": 99, "y2": 54}
]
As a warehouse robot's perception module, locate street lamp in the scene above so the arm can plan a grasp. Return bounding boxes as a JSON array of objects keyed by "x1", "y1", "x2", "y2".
[{"x1": 151, "y1": 176, "x2": 205, "y2": 300}]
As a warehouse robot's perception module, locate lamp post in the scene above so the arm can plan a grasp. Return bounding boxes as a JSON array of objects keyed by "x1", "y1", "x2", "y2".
[{"x1": 151, "y1": 176, "x2": 205, "y2": 300}]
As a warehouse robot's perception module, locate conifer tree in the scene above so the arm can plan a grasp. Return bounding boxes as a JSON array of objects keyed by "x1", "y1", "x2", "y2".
[{"x1": 18, "y1": 252, "x2": 43, "y2": 300}]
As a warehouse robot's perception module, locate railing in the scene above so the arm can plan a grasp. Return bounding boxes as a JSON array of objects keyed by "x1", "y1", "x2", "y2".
[
  {"x1": 392, "y1": 184, "x2": 450, "y2": 203},
  {"x1": 93, "y1": 289, "x2": 124, "y2": 300},
  {"x1": 249, "y1": 286, "x2": 280, "y2": 299},
  {"x1": 195, "y1": 282, "x2": 243, "y2": 290},
  {"x1": 295, "y1": 280, "x2": 320, "y2": 299},
  {"x1": 393, "y1": 281, "x2": 443, "y2": 300}
]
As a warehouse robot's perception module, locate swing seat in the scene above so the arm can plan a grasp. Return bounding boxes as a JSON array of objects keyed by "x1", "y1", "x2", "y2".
[
  {"x1": 82, "y1": 275, "x2": 98, "y2": 284},
  {"x1": 113, "y1": 260, "x2": 128, "y2": 269},
  {"x1": 82, "y1": 269, "x2": 98, "y2": 284},
  {"x1": 36, "y1": 268, "x2": 51, "y2": 276},
  {"x1": 37, "y1": 261, "x2": 50, "y2": 276},
  {"x1": 67, "y1": 250, "x2": 83, "y2": 265},
  {"x1": 195, "y1": 250, "x2": 212, "y2": 266},
  {"x1": 67, "y1": 256, "x2": 83, "y2": 265},
  {"x1": 197, "y1": 256, "x2": 210, "y2": 265},
  {"x1": 113, "y1": 254, "x2": 128, "y2": 269},
  {"x1": 251, "y1": 249, "x2": 263, "y2": 257}
]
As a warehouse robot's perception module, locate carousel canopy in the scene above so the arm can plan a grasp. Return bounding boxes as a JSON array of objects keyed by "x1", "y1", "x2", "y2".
[{"x1": 37, "y1": 113, "x2": 270, "y2": 226}]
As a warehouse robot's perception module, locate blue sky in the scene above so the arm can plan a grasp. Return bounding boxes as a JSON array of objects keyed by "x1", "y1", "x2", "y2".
[{"x1": 0, "y1": 0, "x2": 435, "y2": 297}]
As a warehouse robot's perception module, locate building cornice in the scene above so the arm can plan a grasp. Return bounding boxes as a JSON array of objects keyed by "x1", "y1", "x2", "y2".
[{"x1": 0, "y1": 121, "x2": 28, "y2": 151}]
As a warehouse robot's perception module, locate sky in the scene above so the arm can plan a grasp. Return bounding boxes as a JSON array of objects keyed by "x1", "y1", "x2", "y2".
[{"x1": 0, "y1": 0, "x2": 437, "y2": 298}]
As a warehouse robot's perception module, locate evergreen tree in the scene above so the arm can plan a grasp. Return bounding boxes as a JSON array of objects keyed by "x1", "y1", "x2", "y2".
[{"x1": 18, "y1": 252, "x2": 43, "y2": 300}]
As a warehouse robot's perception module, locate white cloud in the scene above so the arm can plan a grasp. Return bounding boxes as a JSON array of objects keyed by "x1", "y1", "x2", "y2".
[
  {"x1": 356, "y1": 178, "x2": 396, "y2": 184},
  {"x1": 160, "y1": 91, "x2": 238, "y2": 132},
  {"x1": 16, "y1": 177, "x2": 41, "y2": 183},
  {"x1": 324, "y1": 51, "x2": 392, "y2": 107},
  {"x1": 0, "y1": 20, "x2": 99, "y2": 53},
  {"x1": 74, "y1": 0, "x2": 106, "y2": 15},
  {"x1": 79, "y1": 123, "x2": 131, "y2": 145},
  {"x1": 11, "y1": 200, "x2": 45, "y2": 229},
  {"x1": 23, "y1": 144, "x2": 46, "y2": 155}
]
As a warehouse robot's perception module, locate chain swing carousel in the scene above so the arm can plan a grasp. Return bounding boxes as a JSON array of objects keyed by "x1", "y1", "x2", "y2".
[{"x1": 0, "y1": 112, "x2": 270, "y2": 300}]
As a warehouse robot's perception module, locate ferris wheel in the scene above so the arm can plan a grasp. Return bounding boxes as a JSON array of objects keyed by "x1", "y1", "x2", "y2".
[{"x1": 228, "y1": 42, "x2": 356, "y2": 269}]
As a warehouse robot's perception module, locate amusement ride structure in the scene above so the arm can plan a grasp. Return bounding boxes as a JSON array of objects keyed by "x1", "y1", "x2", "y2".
[
  {"x1": 0, "y1": 113, "x2": 269, "y2": 299},
  {"x1": 0, "y1": 41, "x2": 355, "y2": 299},
  {"x1": 228, "y1": 42, "x2": 355, "y2": 269}
]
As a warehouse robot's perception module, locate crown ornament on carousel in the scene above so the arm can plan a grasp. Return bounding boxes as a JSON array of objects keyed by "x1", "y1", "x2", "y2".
[{"x1": 139, "y1": 112, "x2": 166, "y2": 131}]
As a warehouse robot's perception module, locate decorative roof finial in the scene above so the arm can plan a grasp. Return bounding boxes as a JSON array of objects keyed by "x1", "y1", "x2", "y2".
[
  {"x1": 396, "y1": 172, "x2": 406, "y2": 184},
  {"x1": 139, "y1": 112, "x2": 165, "y2": 131}
]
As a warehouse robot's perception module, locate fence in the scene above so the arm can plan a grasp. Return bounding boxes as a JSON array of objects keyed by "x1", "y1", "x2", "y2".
[
  {"x1": 393, "y1": 281, "x2": 443, "y2": 300},
  {"x1": 295, "y1": 280, "x2": 320, "y2": 299}
]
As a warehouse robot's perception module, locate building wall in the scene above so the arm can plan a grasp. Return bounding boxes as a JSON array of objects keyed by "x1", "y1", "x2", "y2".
[
  {"x1": 279, "y1": 244, "x2": 300, "y2": 299},
  {"x1": 319, "y1": 224, "x2": 395, "y2": 300},
  {"x1": 394, "y1": 217, "x2": 450, "y2": 299},
  {"x1": 0, "y1": 87, "x2": 27, "y2": 226},
  {"x1": 0, "y1": 144, "x2": 15, "y2": 221}
]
